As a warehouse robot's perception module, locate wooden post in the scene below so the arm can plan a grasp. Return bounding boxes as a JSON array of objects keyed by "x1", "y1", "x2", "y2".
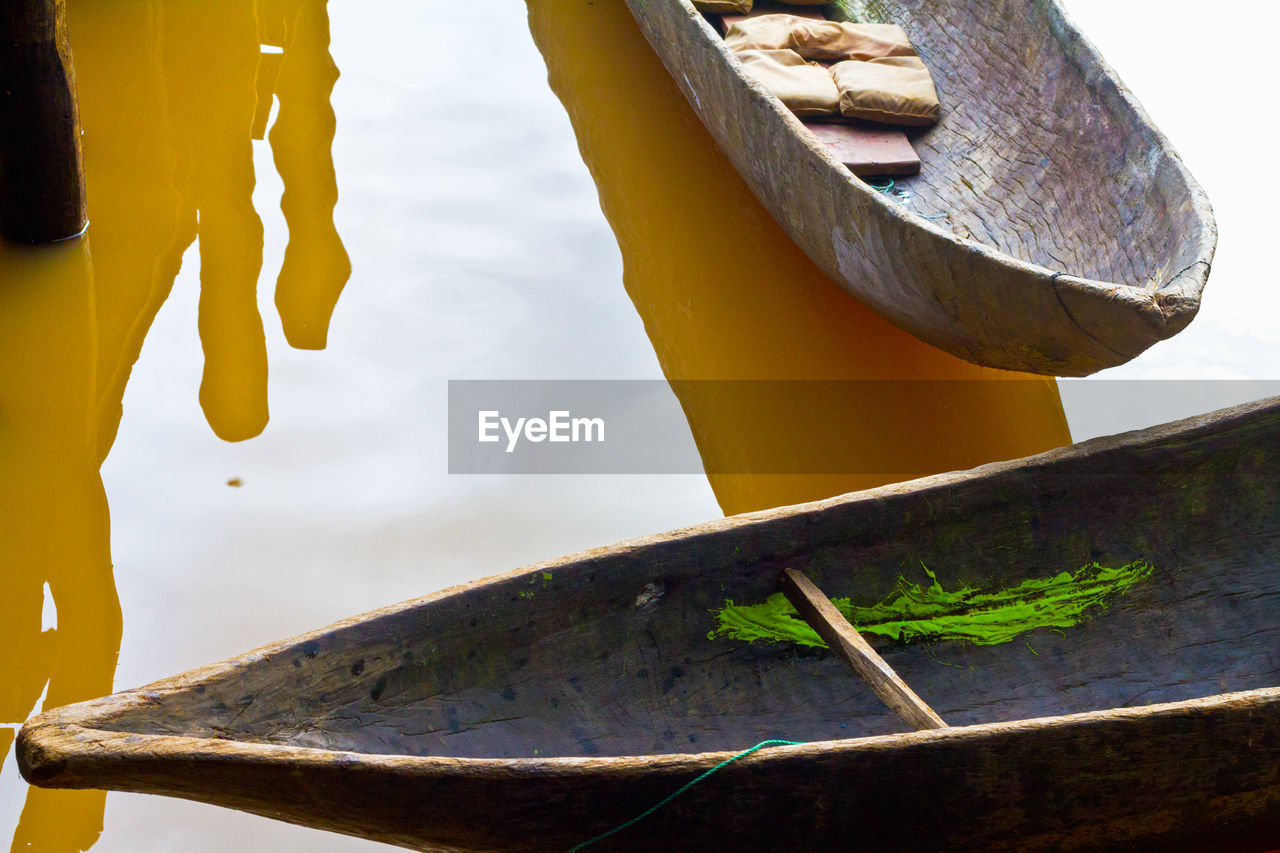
[
  {"x1": 781, "y1": 568, "x2": 948, "y2": 730},
  {"x1": 0, "y1": 0, "x2": 87, "y2": 243}
]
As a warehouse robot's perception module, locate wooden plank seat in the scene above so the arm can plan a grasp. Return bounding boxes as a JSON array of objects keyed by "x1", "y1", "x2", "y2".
[{"x1": 803, "y1": 120, "x2": 921, "y2": 176}]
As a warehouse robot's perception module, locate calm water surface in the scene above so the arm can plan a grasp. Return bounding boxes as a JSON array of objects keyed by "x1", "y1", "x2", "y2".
[{"x1": 0, "y1": 0, "x2": 1275, "y2": 850}]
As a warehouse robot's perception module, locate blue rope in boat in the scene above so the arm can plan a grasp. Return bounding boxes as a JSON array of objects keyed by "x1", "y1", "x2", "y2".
[
  {"x1": 564, "y1": 739, "x2": 805, "y2": 852},
  {"x1": 866, "y1": 177, "x2": 949, "y2": 220}
]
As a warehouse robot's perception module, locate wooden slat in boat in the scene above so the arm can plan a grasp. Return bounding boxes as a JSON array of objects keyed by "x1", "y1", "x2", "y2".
[
  {"x1": 622, "y1": 0, "x2": 1216, "y2": 376},
  {"x1": 18, "y1": 397, "x2": 1280, "y2": 851},
  {"x1": 803, "y1": 120, "x2": 921, "y2": 176}
]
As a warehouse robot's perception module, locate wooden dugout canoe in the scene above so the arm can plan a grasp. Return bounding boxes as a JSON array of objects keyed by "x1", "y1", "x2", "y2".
[
  {"x1": 621, "y1": 0, "x2": 1216, "y2": 376},
  {"x1": 18, "y1": 396, "x2": 1280, "y2": 852}
]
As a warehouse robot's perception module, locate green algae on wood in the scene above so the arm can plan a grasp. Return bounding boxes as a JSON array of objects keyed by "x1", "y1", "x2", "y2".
[
  {"x1": 831, "y1": 0, "x2": 893, "y2": 24},
  {"x1": 710, "y1": 561, "x2": 1154, "y2": 648}
]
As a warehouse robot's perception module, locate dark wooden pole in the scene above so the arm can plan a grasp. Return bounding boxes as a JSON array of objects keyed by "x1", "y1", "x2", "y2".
[{"x1": 0, "y1": 0, "x2": 87, "y2": 243}]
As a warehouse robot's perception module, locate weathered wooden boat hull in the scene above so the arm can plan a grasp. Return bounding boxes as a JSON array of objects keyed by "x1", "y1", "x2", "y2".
[
  {"x1": 19, "y1": 690, "x2": 1280, "y2": 852},
  {"x1": 621, "y1": 0, "x2": 1216, "y2": 376},
  {"x1": 19, "y1": 397, "x2": 1280, "y2": 851}
]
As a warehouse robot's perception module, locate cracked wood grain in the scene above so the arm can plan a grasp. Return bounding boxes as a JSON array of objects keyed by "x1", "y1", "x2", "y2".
[{"x1": 622, "y1": 0, "x2": 1216, "y2": 375}]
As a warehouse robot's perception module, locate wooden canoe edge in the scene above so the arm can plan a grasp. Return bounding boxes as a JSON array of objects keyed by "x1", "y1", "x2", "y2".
[
  {"x1": 624, "y1": 0, "x2": 1217, "y2": 375},
  {"x1": 19, "y1": 685, "x2": 1280, "y2": 782},
  {"x1": 1032, "y1": 0, "x2": 1216, "y2": 351},
  {"x1": 1039, "y1": 0, "x2": 1219, "y2": 291},
  {"x1": 18, "y1": 688, "x2": 1280, "y2": 851}
]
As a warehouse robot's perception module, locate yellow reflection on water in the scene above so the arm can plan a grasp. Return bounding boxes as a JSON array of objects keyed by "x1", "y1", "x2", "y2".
[
  {"x1": 73, "y1": 0, "x2": 351, "y2": 446},
  {"x1": 165, "y1": 0, "x2": 271, "y2": 442},
  {"x1": 263, "y1": 0, "x2": 350, "y2": 351},
  {"x1": 1, "y1": 1, "x2": 346, "y2": 847},
  {"x1": 528, "y1": 0, "x2": 1071, "y2": 515},
  {"x1": 0, "y1": 239, "x2": 119, "y2": 852}
]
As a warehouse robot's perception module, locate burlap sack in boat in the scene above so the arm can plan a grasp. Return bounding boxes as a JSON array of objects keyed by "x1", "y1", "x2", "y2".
[
  {"x1": 723, "y1": 15, "x2": 800, "y2": 51},
  {"x1": 693, "y1": 0, "x2": 752, "y2": 14},
  {"x1": 831, "y1": 55, "x2": 940, "y2": 125},
  {"x1": 736, "y1": 49, "x2": 840, "y2": 116},
  {"x1": 725, "y1": 15, "x2": 916, "y2": 62}
]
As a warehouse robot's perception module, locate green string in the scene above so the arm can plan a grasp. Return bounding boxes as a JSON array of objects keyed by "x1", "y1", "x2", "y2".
[
  {"x1": 565, "y1": 739, "x2": 805, "y2": 852},
  {"x1": 864, "y1": 177, "x2": 949, "y2": 220}
]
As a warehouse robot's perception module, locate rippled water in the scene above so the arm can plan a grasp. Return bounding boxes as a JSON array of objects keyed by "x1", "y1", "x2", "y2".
[{"x1": 0, "y1": 0, "x2": 1275, "y2": 849}]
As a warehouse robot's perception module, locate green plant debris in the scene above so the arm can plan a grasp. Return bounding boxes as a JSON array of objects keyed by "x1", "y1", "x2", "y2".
[
  {"x1": 709, "y1": 561, "x2": 1153, "y2": 648},
  {"x1": 831, "y1": 0, "x2": 891, "y2": 23}
]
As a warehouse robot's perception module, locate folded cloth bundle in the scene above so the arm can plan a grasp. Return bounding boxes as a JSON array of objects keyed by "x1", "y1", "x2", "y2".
[
  {"x1": 735, "y1": 49, "x2": 840, "y2": 116},
  {"x1": 691, "y1": 0, "x2": 830, "y2": 11},
  {"x1": 725, "y1": 15, "x2": 916, "y2": 62},
  {"x1": 830, "y1": 56, "x2": 940, "y2": 125}
]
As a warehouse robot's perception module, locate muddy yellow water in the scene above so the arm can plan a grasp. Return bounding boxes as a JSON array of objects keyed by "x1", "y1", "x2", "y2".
[
  {"x1": 0, "y1": 0, "x2": 1081, "y2": 849},
  {"x1": 0, "y1": 239, "x2": 118, "y2": 851}
]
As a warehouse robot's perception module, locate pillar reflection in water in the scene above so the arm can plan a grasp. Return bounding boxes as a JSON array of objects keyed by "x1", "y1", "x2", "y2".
[
  {"x1": 528, "y1": 0, "x2": 1071, "y2": 516},
  {"x1": 165, "y1": 0, "x2": 271, "y2": 442},
  {"x1": 0, "y1": 239, "x2": 119, "y2": 852},
  {"x1": 0, "y1": 1, "x2": 348, "y2": 848},
  {"x1": 264, "y1": 0, "x2": 351, "y2": 351}
]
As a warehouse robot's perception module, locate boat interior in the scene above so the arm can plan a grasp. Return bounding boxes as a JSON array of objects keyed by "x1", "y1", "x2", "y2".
[
  {"x1": 89, "y1": 401, "x2": 1280, "y2": 760},
  {"x1": 698, "y1": 0, "x2": 1206, "y2": 289}
]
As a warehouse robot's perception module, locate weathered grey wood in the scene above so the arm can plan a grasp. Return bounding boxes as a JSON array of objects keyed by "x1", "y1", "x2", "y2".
[
  {"x1": 17, "y1": 396, "x2": 1280, "y2": 851},
  {"x1": 782, "y1": 568, "x2": 946, "y2": 730},
  {"x1": 0, "y1": 0, "x2": 87, "y2": 243},
  {"x1": 626, "y1": 0, "x2": 1215, "y2": 375}
]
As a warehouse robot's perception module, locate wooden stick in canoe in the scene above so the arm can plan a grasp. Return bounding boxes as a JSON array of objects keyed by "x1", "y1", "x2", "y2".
[{"x1": 781, "y1": 567, "x2": 947, "y2": 731}]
